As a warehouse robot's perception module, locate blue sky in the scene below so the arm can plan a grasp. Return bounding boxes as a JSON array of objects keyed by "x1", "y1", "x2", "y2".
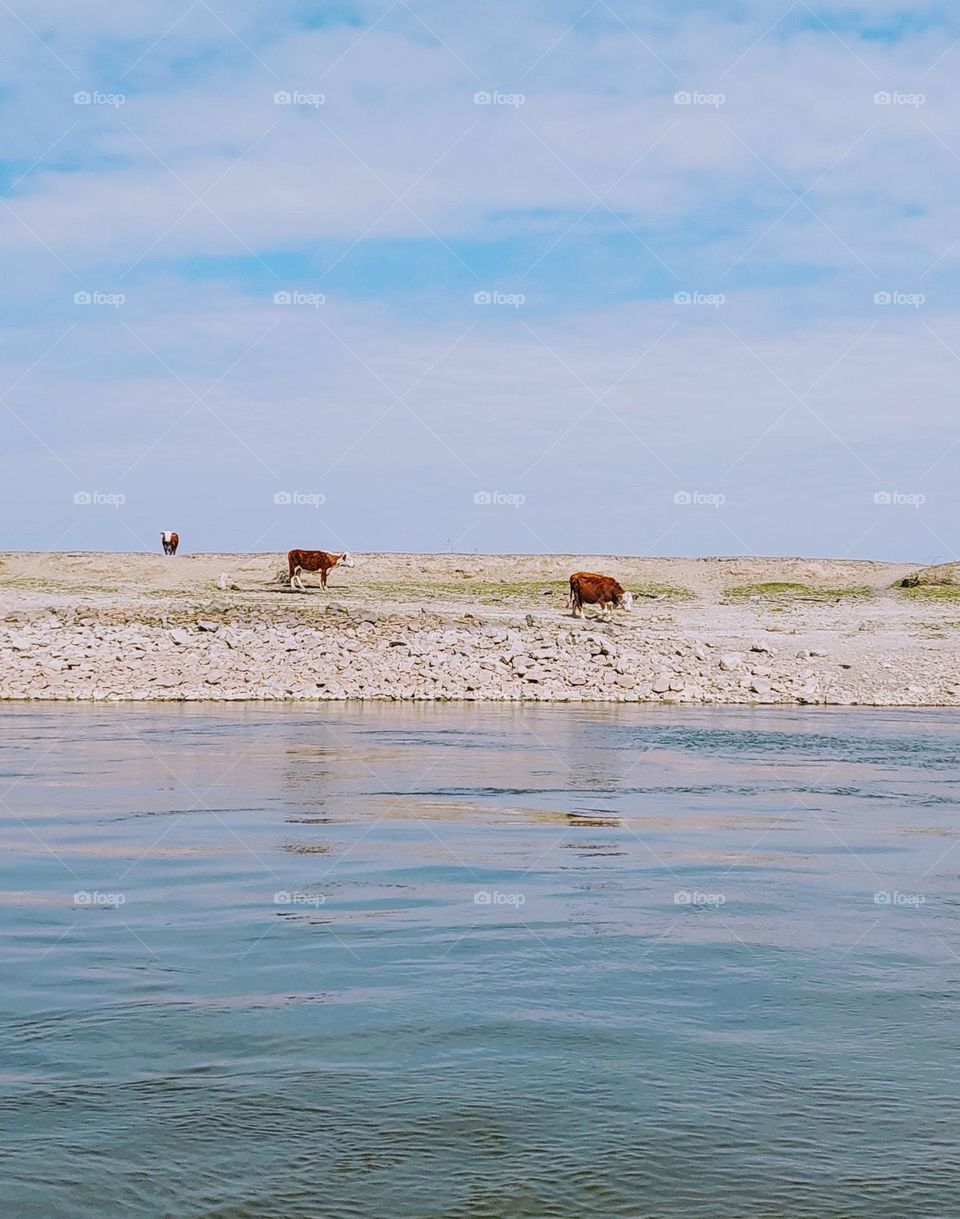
[{"x1": 1, "y1": 0, "x2": 959, "y2": 559}]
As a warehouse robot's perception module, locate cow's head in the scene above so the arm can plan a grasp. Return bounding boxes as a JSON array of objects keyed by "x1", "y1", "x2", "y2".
[
  {"x1": 620, "y1": 591, "x2": 634, "y2": 610},
  {"x1": 340, "y1": 552, "x2": 356, "y2": 568}
]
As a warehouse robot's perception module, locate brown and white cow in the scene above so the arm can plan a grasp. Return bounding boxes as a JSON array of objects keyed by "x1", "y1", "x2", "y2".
[
  {"x1": 288, "y1": 548, "x2": 355, "y2": 591},
  {"x1": 569, "y1": 571, "x2": 633, "y2": 617},
  {"x1": 161, "y1": 531, "x2": 179, "y2": 555}
]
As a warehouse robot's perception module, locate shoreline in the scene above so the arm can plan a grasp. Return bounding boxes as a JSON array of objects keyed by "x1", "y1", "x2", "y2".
[{"x1": 1, "y1": 551, "x2": 957, "y2": 705}]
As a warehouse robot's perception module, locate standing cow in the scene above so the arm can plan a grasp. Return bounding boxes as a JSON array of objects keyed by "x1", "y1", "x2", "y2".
[
  {"x1": 288, "y1": 549, "x2": 354, "y2": 591},
  {"x1": 161, "y1": 531, "x2": 179, "y2": 555},
  {"x1": 569, "y1": 571, "x2": 633, "y2": 617}
]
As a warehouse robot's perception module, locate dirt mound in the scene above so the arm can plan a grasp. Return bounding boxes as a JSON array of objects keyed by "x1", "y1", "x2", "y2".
[{"x1": 900, "y1": 562, "x2": 960, "y2": 588}]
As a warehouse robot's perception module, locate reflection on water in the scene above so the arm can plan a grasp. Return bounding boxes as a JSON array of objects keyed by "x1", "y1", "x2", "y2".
[{"x1": 2, "y1": 703, "x2": 960, "y2": 1218}]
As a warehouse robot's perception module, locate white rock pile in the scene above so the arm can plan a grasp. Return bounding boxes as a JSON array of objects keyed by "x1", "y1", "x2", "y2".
[{"x1": 1, "y1": 605, "x2": 956, "y2": 704}]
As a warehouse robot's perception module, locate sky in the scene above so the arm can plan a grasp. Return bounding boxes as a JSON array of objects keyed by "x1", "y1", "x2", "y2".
[{"x1": 1, "y1": 0, "x2": 959, "y2": 559}]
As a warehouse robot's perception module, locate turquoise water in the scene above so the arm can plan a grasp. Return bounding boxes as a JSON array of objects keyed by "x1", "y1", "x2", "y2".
[{"x1": 1, "y1": 704, "x2": 959, "y2": 1218}]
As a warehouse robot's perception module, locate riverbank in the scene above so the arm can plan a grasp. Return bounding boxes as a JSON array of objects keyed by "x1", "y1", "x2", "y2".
[{"x1": 1, "y1": 551, "x2": 957, "y2": 703}]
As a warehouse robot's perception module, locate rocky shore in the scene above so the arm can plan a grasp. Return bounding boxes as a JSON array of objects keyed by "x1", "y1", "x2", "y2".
[
  {"x1": 1, "y1": 602, "x2": 958, "y2": 705},
  {"x1": 1, "y1": 552, "x2": 958, "y2": 704}
]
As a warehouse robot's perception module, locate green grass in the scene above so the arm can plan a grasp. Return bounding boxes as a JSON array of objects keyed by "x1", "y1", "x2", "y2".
[
  {"x1": 632, "y1": 582, "x2": 696, "y2": 601},
  {"x1": 899, "y1": 584, "x2": 960, "y2": 600},
  {"x1": 724, "y1": 582, "x2": 874, "y2": 601},
  {"x1": 362, "y1": 579, "x2": 565, "y2": 605},
  {"x1": 0, "y1": 576, "x2": 57, "y2": 589},
  {"x1": 362, "y1": 579, "x2": 694, "y2": 605}
]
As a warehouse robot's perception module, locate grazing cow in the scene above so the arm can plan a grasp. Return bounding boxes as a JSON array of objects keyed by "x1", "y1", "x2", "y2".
[
  {"x1": 288, "y1": 549, "x2": 354, "y2": 591},
  {"x1": 161, "y1": 531, "x2": 179, "y2": 556},
  {"x1": 569, "y1": 571, "x2": 633, "y2": 618}
]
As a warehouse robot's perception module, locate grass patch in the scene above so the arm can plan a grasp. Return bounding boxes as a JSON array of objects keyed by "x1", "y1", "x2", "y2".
[
  {"x1": 362, "y1": 579, "x2": 694, "y2": 605},
  {"x1": 0, "y1": 576, "x2": 70, "y2": 591},
  {"x1": 724, "y1": 582, "x2": 874, "y2": 602},
  {"x1": 633, "y1": 582, "x2": 695, "y2": 601},
  {"x1": 898, "y1": 584, "x2": 960, "y2": 600},
  {"x1": 364, "y1": 579, "x2": 566, "y2": 604},
  {"x1": 0, "y1": 575, "x2": 126, "y2": 594}
]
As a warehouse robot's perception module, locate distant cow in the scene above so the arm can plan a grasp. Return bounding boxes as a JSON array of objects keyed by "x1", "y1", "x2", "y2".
[
  {"x1": 569, "y1": 571, "x2": 633, "y2": 617},
  {"x1": 161, "y1": 531, "x2": 179, "y2": 556},
  {"x1": 288, "y1": 549, "x2": 355, "y2": 591}
]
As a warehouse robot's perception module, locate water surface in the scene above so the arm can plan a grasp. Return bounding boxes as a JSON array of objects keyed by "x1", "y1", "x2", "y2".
[{"x1": 1, "y1": 704, "x2": 959, "y2": 1218}]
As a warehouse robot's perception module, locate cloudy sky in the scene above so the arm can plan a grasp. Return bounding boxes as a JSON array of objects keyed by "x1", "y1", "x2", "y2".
[{"x1": 1, "y1": 0, "x2": 958, "y2": 558}]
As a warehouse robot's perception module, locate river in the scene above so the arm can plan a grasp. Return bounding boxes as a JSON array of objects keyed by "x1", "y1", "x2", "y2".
[{"x1": 1, "y1": 704, "x2": 958, "y2": 1217}]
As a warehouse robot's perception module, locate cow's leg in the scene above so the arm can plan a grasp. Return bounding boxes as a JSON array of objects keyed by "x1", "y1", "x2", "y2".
[{"x1": 321, "y1": 568, "x2": 328, "y2": 589}]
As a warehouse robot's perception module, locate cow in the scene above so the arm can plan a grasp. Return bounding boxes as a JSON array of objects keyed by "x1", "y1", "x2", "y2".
[
  {"x1": 288, "y1": 549, "x2": 355, "y2": 591},
  {"x1": 161, "y1": 531, "x2": 179, "y2": 556},
  {"x1": 569, "y1": 571, "x2": 633, "y2": 618}
]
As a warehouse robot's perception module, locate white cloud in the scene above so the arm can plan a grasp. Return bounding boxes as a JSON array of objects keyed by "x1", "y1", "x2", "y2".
[{"x1": 2, "y1": 0, "x2": 960, "y2": 554}]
